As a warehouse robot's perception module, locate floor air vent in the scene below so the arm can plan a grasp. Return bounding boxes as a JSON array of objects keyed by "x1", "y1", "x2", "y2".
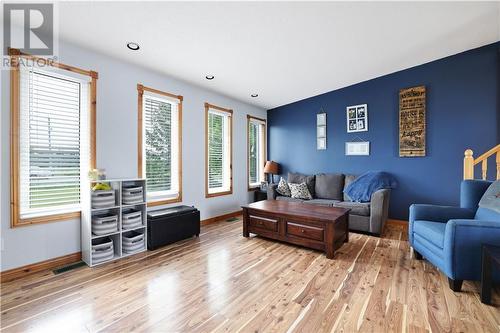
[{"x1": 53, "y1": 261, "x2": 86, "y2": 274}]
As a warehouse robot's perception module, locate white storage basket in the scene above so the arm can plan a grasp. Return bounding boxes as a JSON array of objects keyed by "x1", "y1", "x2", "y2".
[
  {"x1": 122, "y1": 186, "x2": 144, "y2": 205},
  {"x1": 91, "y1": 190, "x2": 116, "y2": 209},
  {"x1": 122, "y1": 209, "x2": 142, "y2": 230},
  {"x1": 92, "y1": 237, "x2": 114, "y2": 263},
  {"x1": 92, "y1": 214, "x2": 118, "y2": 235},
  {"x1": 122, "y1": 231, "x2": 145, "y2": 254}
]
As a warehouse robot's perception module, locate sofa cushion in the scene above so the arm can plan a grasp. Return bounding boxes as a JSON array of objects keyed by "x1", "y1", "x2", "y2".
[
  {"x1": 276, "y1": 196, "x2": 303, "y2": 203},
  {"x1": 413, "y1": 220, "x2": 446, "y2": 249},
  {"x1": 332, "y1": 201, "x2": 370, "y2": 216},
  {"x1": 288, "y1": 173, "x2": 315, "y2": 197},
  {"x1": 302, "y1": 199, "x2": 340, "y2": 207},
  {"x1": 289, "y1": 182, "x2": 313, "y2": 200},
  {"x1": 343, "y1": 174, "x2": 357, "y2": 201},
  {"x1": 276, "y1": 177, "x2": 291, "y2": 197},
  {"x1": 315, "y1": 173, "x2": 345, "y2": 200}
]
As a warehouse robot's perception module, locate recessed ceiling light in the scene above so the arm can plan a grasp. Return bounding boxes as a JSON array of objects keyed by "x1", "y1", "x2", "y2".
[
  {"x1": 127, "y1": 42, "x2": 140, "y2": 51},
  {"x1": 251, "y1": 94, "x2": 258, "y2": 98},
  {"x1": 205, "y1": 75, "x2": 215, "y2": 80}
]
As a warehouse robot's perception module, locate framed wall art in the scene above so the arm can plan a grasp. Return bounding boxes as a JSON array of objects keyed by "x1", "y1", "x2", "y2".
[
  {"x1": 317, "y1": 112, "x2": 327, "y2": 150},
  {"x1": 345, "y1": 141, "x2": 370, "y2": 156},
  {"x1": 346, "y1": 104, "x2": 368, "y2": 133}
]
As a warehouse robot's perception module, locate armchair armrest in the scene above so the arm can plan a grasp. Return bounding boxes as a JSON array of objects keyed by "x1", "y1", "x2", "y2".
[
  {"x1": 369, "y1": 189, "x2": 390, "y2": 235},
  {"x1": 444, "y1": 219, "x2": 500, "y2": 280},
  {"x1": 409, "y1": 204, "x2": 475, "y2": 223},
  {"x1": 267, "y1": 183, "x2": 278, "y2": 200}
]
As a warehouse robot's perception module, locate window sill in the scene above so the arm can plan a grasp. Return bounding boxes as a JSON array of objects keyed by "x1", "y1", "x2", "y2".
[
  {"x1": 248, "y1": 186, "x2": 260, "y2": 192},
  {"x1": 12, "y1": 211, "x2": 81, "y2": 228},
  {"x1": 206, "y1": 190, "x2": 233, "y2": 198},
  {"x1": 147, "y1": 196, "x2": 182, "y2": 207}
]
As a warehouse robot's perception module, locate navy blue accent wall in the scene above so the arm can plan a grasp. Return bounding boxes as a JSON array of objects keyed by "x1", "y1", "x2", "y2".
[{"x1": 267, "y1": 42, "x2": 499, "y2": 220}]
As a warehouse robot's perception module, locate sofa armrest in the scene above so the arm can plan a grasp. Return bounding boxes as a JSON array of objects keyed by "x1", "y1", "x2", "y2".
[
  {"x1": 369, "y1": 189, "x2": 390, "y2": 235},
  {"x1": 409, "y1": 204, "x2": 475, "y2": 223},
  {"x1": 444, "y1": 219, "x2": 500, "y2": 280},
  {"x1": 267, "y1": 183, "x2": 278, "y2": 200}
]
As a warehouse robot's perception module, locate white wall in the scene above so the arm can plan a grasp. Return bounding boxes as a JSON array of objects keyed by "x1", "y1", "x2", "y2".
[{"x1": 0, "y1": 41, "x2": 266, "y2": 271}]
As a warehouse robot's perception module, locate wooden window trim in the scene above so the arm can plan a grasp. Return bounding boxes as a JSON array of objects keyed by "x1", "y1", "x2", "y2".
[
  {"x1": 137, "y1": 84, "x2": 183, "y2": 207},
  {"x1": 247, "y1": 115, "x2": 267, "y2": 191},
  {"x1": 205, "y1": 102, "x2": 233, "y2": 198},
  {"x1": 9, "y1": 48, "x2": 97, "y2": 228}
]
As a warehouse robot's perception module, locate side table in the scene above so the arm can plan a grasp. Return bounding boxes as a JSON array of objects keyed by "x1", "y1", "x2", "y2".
[
  {"x1": 253, "y1": 189, "x2": 267, "y2": 202},
  {"x1": 481, "y1": 244, "x2": 500, "y2": 304}
]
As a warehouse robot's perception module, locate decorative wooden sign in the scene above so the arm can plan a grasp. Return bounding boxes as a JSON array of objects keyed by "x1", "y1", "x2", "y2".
[{"x1": 399, "y1": 86, "x2": 426, "y2": 157}]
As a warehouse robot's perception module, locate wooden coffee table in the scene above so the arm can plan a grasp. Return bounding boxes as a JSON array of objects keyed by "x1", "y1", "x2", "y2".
[{"x1": 242, "y1": 200, "x2": 350, "y2": 259}]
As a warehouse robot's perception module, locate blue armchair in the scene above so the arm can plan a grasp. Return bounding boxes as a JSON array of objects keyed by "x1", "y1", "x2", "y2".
[{"x1": 409, "y1": 180, "x2": 500, "y2": 291}]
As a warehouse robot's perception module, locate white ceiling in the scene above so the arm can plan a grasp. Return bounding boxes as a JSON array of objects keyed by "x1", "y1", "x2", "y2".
[{"x1": 52, "y1": 1, "x2": 500, "y2": 109}]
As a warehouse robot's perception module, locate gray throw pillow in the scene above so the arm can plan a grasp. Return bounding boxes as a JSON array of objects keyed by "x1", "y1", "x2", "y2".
[
  {"x1": 315, "y1": 173, "x2": 345, "y2": 200},
  {"x1": 288, "y1": 173, "x2": 315, "y2": 198},
  {"x1": 343, "y1": 174, "x2": 357, "y2": 201},
  {"x1": 479, "y1": 180, "x2": 500, "y2": 213},
  {"x1": 276, "y1": 177, "x2": 291, "y2": 197},
  {"x1": 289, "y1": 182, "x2": 313, "y2": 200}
]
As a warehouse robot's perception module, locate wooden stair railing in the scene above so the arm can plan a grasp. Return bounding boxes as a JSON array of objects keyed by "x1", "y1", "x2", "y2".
[{"x1": 463, "y1": 144, "x2": 500, "y2": 180}]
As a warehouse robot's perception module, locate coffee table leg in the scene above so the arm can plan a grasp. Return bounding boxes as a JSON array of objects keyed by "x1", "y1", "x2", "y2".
[
  {"x1": 326, "y1": 246, "x2": 334, "y2": 259},
  {"x1": 243, "y1": 209, "x2": 250, "y2": 237},
  {"x1": 481, "y1": 247, "x2": 492, "y2": 304},
  {"x1": 344, "y1": 214, "x2": 349, "y2": 243},
  {"x1": 326, "y1": 223, "x2": 335, "y2": 259}
]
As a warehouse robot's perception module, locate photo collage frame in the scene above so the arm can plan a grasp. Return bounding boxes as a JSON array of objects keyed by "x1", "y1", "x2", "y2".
[{"x1": 346, "y1": 104, "x2": 368, "y2": 133}]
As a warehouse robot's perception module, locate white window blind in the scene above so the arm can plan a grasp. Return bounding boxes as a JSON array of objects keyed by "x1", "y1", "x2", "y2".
[
  {"x1": 143, "y1": 94, "x2": 179, "y2": 202},
  {"x1": 248, "y1": 118, "x2": 266, "y2": 187},
  {"x1": 19, "y1": 67, "x2": 89, "y2": 218},
  {"x1": 207, "y1": 109, "x2": 231, "y2": 194}
]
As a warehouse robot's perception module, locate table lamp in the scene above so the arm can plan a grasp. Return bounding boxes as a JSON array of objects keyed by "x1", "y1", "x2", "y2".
[{"x1": 263, "y1": 161, "x2": 279, "y2": 184}]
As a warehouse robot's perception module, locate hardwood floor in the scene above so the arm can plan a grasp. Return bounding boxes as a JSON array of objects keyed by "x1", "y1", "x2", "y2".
[{"x1": 1, "y1": 218, "x2": 499, "y2": 332}]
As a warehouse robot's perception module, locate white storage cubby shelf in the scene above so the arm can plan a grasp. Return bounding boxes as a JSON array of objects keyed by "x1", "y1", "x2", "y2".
[{"x1": 82, "y1": 178, "x2": 147, "y2": 267}]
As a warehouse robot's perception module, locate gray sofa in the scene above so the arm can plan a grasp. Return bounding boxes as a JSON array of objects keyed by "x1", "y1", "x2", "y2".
[{"x1": 267, "y1": 172, "x2": 390, "y2": 235}]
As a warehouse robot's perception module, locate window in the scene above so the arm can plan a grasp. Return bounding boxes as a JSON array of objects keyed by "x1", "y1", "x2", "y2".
[
  {"x1": 205, "y1": 103, "x2": 233, "y2": 197},
  {"x1": 137, "y1": 84, "x2": 182, "y2": 206},
  {"x1": 9, "y1": 48, "x2": 97, "y2": 227},
  {"x1": 247, "y1": 115, "x2": 266, "y2": 189}
]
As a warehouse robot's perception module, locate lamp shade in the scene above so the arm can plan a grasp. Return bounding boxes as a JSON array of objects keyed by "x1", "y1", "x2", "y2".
[{"x1": 263, "y1": 161, "x2": 279, "y2": 175}]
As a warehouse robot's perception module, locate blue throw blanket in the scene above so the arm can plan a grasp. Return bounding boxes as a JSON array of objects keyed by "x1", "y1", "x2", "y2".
[{"x1": 344, "y1": 171, "x2": 397, "y2": 202}]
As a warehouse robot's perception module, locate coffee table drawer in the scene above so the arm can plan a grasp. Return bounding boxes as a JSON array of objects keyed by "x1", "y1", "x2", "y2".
[
  {"x1": 249, "y1": 215, "x2": 278, "y2": 232},
  {"x1": 287, "y1": 222, "x2": 324, "y2": 241}
]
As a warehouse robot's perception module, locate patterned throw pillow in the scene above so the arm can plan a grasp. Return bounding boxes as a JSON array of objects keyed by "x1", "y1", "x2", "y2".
[
  {"x1": 276, "y1": 177, "x2": 291, "y2": 197},
  {"x1": 289, "y1": 182, "x2": 313, "y2": 200}
]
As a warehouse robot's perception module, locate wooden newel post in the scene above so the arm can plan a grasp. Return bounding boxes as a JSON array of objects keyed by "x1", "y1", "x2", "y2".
[{"x1": 464, "y1": 149, "x2": 474, "y2": 180}]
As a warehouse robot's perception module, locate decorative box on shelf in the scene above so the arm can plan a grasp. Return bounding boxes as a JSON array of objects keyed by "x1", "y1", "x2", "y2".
[{"x1": 81, "y1": 178, "x2": 147, "y2": 267}]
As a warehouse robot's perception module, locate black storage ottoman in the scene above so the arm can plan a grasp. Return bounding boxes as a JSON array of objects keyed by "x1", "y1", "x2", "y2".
[{"x1": 147, "y1": 205, "x2": 200, "y2": 250}]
